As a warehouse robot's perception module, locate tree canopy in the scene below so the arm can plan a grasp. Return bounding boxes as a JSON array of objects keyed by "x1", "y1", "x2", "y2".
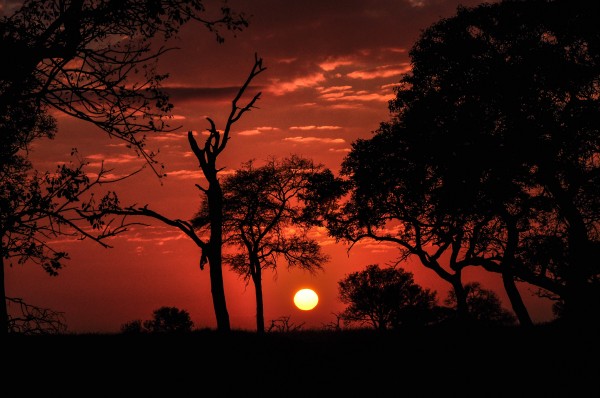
[
  {"x1": 338, "y1": 264, "x2": 438, "y2": 330},
  {"x1": 327, "y1": 0, "x2": 600, "y2": 327}
]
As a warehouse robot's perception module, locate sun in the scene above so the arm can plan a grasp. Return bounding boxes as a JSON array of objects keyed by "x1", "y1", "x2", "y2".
[{"x1": 293, "y1": 288, "x2": 319, "y2": 311}]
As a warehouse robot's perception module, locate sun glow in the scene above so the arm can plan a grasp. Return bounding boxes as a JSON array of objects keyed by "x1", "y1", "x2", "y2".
[{"x1": 293, "y1": 288, "x2": 319, "y2": 311}]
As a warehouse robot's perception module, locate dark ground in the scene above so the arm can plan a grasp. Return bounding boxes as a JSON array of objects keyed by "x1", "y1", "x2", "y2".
[{"x1": 5, "y1": 323, "x2": 598, "y2": 397}]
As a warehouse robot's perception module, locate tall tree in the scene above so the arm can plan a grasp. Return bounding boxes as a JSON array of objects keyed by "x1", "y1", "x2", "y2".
[
  {"x1": 193, "y1": 156, "x2": 330, "y2": 333},
  {"x1": 325, "y1": 0, "x2": 600, "y2": 327},
  {"x1": 113, "y1": 55, "x2": 266, "y2": 332},
  {"x1": 338, "y1": 264, "x2": 438, "y2": 330}
]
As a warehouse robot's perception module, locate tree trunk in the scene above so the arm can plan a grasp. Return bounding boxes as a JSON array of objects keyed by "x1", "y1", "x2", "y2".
[
  {"x1": 451, "y1": 276, "x2": 469, "y2": 324},
  {"x1": 251, "y1": 257, "x2": 265, "y2": 334},
  {"x1": 502, "y1": 271, "x2": 533, "y2": 327},
  {"x1": 207, "y1": 183, "x2": 230, "y2": 332},
  {"x1": 502, "y1": 216, "x2": 533, "y2": 327},
  {"x1": 0, "y1": 254, "x2": 8, "y2": 334}
]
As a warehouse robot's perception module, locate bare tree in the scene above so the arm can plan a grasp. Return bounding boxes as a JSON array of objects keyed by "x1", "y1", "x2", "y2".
[
  {"x1": 6, "y1": 297, "x2": 67, "y2": 335},
  {"x1": 112, "y1": 55, "x2": 266, "y2": 332}
]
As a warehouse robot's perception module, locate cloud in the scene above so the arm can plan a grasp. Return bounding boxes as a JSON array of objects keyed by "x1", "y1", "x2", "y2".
[
  {"x1": 329, "y1": 148, "x2": 351, "y2": 153},
  {"x1": 283, "y1": 137, "x2": 346, "y2": 144},
  {"x1": 347, "y1": 64, "x2": 411, "y2": 79},
  {"x1": 163, "y1": 169, "x2": 205, "y2": 179},
  {"x1": 164, "y1": 85, "x2": 262, "y2": 103},
  {"x1": 289, "y1": 125, "x2": 342, "y2": 131},
  {"x1": 86, "y1": 153, "x2": 142, "y2": 164},
  {"x1": 319, "y1": 58, "x2": 354, "y2": 71},
  {"x1": 149, "y1": 132, "x2": 187, "y2": 142},
  {"x1": 238, "y1": 126, "x2": 280, "y2": 136},
  {"x1": 268, "y1": 73, "x2": 326, "y2": 95}
]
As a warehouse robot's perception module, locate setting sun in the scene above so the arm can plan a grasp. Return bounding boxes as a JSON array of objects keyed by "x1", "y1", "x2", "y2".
[{"x1": 293, "y1": 289, "x2": 319, "y2": 311}]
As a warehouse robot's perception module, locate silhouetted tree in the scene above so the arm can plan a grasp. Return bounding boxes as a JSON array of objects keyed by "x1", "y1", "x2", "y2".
[
  {"x1": 338, "y1": 264, "x2": 438, "y2": 330},
  {"x1": 193, "y1": 156, "x2": 330, "y2": 333},
  {"x1": 387, "y1": 0, "x2": 600, "y2": 326},
  {"x1": 112, "y1": 55, "x2": 266, "y2": 332},
  {"x1": 445, "y1": 282, "x2": 516, "y2": 326},
  {"x1": 1, "y1": 0, "x2": 247, "y2": 171},
  {"x1": 324, "y1": 0, "x2": 600, "y2": 327},
  {"x1": 143, "y1": 306, "x2": 194, "y2": 333},
  {"x1": 6, "y1": 297, "x2": 67, "y2": 335},
  {"x1": 1, "y1": 0, "x2": 248, "y2": 334},
  {"x1": 120, "y1": 319, "x2": 144, "y2": 334},
  {"x1": 1, "y1": 153, "x2": 137, "y2": 334}
]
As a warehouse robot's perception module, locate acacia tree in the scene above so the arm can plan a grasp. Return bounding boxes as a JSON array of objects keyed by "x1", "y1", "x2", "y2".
[
  {"x1": 193, "y1": 156, "x2": 330, "y2": 333},
  {"x1": 324, "y1": 0, "x2": 600, "y2": 327},
  {"x1": 114, "y1": 55, "x2": 267, "y2": 332},
  {"x1": 338, "y1": 264, "x2": 438, "y2": 330}
]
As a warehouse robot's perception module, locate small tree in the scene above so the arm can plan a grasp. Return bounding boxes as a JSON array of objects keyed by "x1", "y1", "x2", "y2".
[
  {"x1": 338, "y1": 264, "x2": 439, "y2": 330},
  {"x1": 445, "y1": 282, "x2": 516, "y2": 326},
  {"x1": 143, "y1": 306, "x2": 194, "y2": 333}
]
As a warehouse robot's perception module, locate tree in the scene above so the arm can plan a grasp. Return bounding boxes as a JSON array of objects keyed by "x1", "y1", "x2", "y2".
[
  {"x1": 6, "y1": 297, "x2": 68, "y2": 335},
  {"x1": 445, "y1": 282, "x2": 516, "y2": 326},
  {"x1": 1, "y1": 0, "x2": 248, "y2": 171},
  {"x1": 120, "y1": 306, "x2": 194, "y2": 333},
  {"x1": 1, "y1": 0, "x2": 248, "y2": 334},
  {"x1": 193, "y1": 156, "x2": 330, "y2": 333},
  {"x1": 387, "y1": 0, "x2": 600, "y2": 326},
  {"x1": 1, "y1": 152, "x2": 137, "y2": 334},
  {"x1": 143, "y1": 306, "x2": 194, "y2": 333},
  {"x1": 338, "y1": 264, "x2": 438, "y2": 330},
  {"x1": 326, "y1": 0, "x2": 600, "y2": 327},
  {"x1": 113, "y1": 55, "x2": 267, "y2": 332}
]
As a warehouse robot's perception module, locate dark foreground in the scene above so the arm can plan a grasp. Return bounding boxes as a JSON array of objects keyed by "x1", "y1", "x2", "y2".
[{"x1": 6, "y1": 324, "x2": 599, "y2": 396}]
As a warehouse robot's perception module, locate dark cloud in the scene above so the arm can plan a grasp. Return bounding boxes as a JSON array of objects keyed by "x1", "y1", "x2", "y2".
[{"x1": 164, "y1": 85, "x2": 265, "y2": 103}]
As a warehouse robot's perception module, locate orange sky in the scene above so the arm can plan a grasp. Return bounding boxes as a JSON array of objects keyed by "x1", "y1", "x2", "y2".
[{"x1": 6, "y1": 0, "x2": 555, "y2": 333}]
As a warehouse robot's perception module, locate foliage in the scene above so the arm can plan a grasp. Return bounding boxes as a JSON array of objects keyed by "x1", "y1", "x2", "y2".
[
  {"x1": 120, "y1": 306, "x2": 194, "y2": 333},
  {"x1": 445, "y1": 282, "x2": 516, "y2": 326},
  {"x1": 0, "y1": 0, "x2": 248, "y2": 170},
  {"x1": 338, "y1": 264, "x2": 439, "y2": 330},
  {"x1": 192, "y1": 155, "x2": 330, "y2": 333},
  {"x1": 325, "y1": 0, "x2": 600, "y2": 326},
  {"x1": 143, "y1": 306, "x2": 194, "y2": 333}
]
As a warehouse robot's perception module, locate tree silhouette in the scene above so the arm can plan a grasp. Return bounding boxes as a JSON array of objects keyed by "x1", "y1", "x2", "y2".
[
  {"x1": 120, "y1": 306, "x2": 194, "y2": 333},
  {"x1": 445, "y1": 282, "x2": 516, "y2": 326},
  {"x1": 338, "y1": 264, "x2": 438, "y2": 330},
  {"x1": 143, "y1": 306, "x2": 194, "y2": 333},
  {"x1": 1, "y1": 0, "x2": 248, "y2": 334},
  {"x1": 1, "y1": 0, "x2": 248, "y2": 172},
  {"x1": 1, "y1": 153, "x2": 138, "y2": 334},
  {"x1": 193, "y1": 155, "x2": 330, "y2": 333},
  {"x1": 388, "y1": 0, "x2": 600, "y2": 326},
  {"x1": 112, "y1": 55, "x2": 266, "y2": 332},
  {"x1": 324, "y1": 0, "x2": 600, "y2": 327},
  {"x1": 6, "y1": 297, "x2": 67, "y2": 335}
]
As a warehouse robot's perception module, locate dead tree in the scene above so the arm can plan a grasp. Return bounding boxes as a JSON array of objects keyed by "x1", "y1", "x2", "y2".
[{"x1": 115, "y1": 54, "x2": 266, "y2": 332}]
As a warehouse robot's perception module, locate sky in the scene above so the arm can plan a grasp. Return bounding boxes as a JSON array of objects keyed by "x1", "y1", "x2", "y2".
[{"x1": 6, "y1": 0, "x2": 556, "y2": 333}]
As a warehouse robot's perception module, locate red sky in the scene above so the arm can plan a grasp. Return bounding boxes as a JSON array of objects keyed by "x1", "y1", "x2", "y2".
[{"x1": 7, "y1": 0, "x2": 555, "y2": 333}]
